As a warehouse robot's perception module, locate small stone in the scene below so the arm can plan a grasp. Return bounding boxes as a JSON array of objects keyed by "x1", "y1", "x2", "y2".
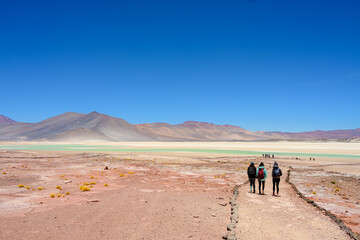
[
  {"x1": 87, "y1": 199, "x2": 100, "y2": 203},
  {"x1": 64, "y1": 180, "x2": 72, "y2": 184},
  {"x1": 193, "y1": 215, "x2": 199, "y2": 218},
  {"x1": 211, "y1": 213, "x2": 216, "y2": 217},
  {"x1": 220, "y1": 202, "x2": 228, "y2": 206},
  {"x1": 104, "y1": 166, "x2": 109, "y2": 170}
]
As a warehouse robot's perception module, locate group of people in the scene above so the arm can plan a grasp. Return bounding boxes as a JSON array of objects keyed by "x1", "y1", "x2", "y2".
[{"x1": 247, "y1": 161, "x2": 283, "y2": 196}]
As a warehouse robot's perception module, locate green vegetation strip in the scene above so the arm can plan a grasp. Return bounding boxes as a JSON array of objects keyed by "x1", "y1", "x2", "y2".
[{"x1": 0, "y1": 144, "x2": 360, "y2": 159}]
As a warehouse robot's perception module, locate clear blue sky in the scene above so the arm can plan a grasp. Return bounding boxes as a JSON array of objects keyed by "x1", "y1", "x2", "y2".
[{"x1": 1, "y1": 0, "x2": 359, "y2": 132}]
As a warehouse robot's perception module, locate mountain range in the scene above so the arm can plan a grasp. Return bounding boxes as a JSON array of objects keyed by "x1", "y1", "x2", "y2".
[{"x1": 0, "y1": 112, "x2": 359, "y2": 142}]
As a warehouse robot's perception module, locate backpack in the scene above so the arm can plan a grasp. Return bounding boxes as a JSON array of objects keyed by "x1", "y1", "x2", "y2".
[
  {"x1": 248, "y1": 167, "x2": 255, "y2": 176},
  {"x1": 274, "y1": 168, "x2": 280, "y2": 177},
  {"x1": 258, "y1": 168, "x2": 264, "y2": 180}
]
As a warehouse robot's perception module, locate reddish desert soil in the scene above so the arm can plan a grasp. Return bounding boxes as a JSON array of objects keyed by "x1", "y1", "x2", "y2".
[
  {"x1": 291, "y1": 168, "x2": 360, "y2": 235},
  {"x1": 237, "y1": 179, "x2": 351, "y2": 240},
  {"x1": 0, "y1": 149, "x2": 358, "y2": 240}
]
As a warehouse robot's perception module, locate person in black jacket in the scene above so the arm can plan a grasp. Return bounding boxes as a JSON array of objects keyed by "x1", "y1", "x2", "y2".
[
  {"x1": 272, "y1": 162, "x2": 283, "y2": 196},
  {"x1": 247, "y1": 162, "x2": 257, "y2": 193}
]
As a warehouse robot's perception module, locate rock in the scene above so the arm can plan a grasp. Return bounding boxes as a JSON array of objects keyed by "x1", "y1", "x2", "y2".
[
  {"x1": 64, "y1": 180, "x2": 72, "y2": 184},
  {"x1": 87, "y1": 199, "x2": 99, "y2": 203},
  {"x1": 104, "y1": 166, "x2": 109, "y2": 170},
  {"x1": 193, "y1": 215, "x2": 199, "y2": 218},
  {"x1": 227, "y1": 223, "x2": 235, "y2": 231},
  {"x1": 220, "y1": 202, "x2": 228, "y2": 206},
  {"x1": 211, "y1": 213, "x2": 216, "y2": 217}
]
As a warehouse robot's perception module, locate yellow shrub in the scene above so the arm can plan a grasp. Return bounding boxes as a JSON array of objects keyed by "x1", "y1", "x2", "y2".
[
  {"x1": 38, "y1": 187, "x2": 44, "y2": 190},
  {"x1": 81, "y1": 186, "x2": 91, "y2": 191},
  {"x1": 104, "y1": 183, "x2": 108, "y2": 186},
  {"x1": 50, "y1": 193, "x2": 55, "y2": 198},
  {"x1": 128, "y1": 172, "x2": 134, "y2": 174},
  {"x1": 312, "y1": 191, "x2": 316, "y2": 195},
  {"x1": 56, "y1": 186, "x2": 62, "y2": 190},
  {"x1": 25, "y1": 186, "x2": 30, "y2": 189},
  {"x1": 66, "y1": 192, "x2": 70, "y2": 195},
  {"x1": 57, "y1": 193, "x2": 61, "y2": 197},
  {"x1": 18, "y1": 184, "x2": 24, "y2": 188},
  {"x1": 2, "y1": 172, "x2": 6, "y2": 174},
  {"x1": 90, "y1": 182, "x2": 96, "y2": 185}
]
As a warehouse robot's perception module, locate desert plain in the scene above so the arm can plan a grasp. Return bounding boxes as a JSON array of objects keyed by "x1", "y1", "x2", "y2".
[{"x1": 0, "y1": 141, "x2": 359, "y2": 240}]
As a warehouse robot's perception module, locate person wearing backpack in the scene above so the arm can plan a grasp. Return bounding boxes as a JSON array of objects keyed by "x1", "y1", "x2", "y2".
[
  {"x1": 272, "y1": 162, "x2": 282, "y2": 196},
  {"x1": 256, "y1": 162, "x2": 267, "y2": 194},
  {"x1": 247, "y1": 162, "x2": 257, "y2": 193}
]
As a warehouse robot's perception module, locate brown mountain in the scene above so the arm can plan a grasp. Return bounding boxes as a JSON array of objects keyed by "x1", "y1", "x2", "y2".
[
  {"x1": 0, "y1": 112, "x2": 359, "y2": 141},
  {"x1": 137, "y1": 121, "x2": 263, "y2": 141},
  {"x1": 0, "y1": 115, "x2": 16, "y2": 127}
]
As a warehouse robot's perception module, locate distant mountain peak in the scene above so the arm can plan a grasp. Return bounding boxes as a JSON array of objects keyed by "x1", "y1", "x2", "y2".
[
  {"x1": 182, "y1": 121, "x2": 215, "y2": 126},
  {"x1": 0, "y1": 114, "x2": 16, "y2": 126}
]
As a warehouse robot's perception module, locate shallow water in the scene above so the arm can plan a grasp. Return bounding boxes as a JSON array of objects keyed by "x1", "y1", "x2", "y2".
[{"x1": 0, "y1": 144, "x2": 360, "y2": 159}]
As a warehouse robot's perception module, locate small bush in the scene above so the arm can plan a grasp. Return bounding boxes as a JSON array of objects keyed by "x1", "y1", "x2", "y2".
[
  {"x1": 18, "y1": 184, "x2": 24, "y2": 188},
  {"x1": 81, "y1": 186, "x2": 91, "y2": 191},
  {"x1": 50, "y1": 193, "x2": 55, "y2": 198},
  {"x1": 331, "y1": 181, "x2": 336, "y2": 184}
]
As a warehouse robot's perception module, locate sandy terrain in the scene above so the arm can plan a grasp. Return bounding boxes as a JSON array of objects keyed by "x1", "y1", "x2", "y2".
[{"x1": 0, "y1": 141, "x2": 359, "y2": 239}]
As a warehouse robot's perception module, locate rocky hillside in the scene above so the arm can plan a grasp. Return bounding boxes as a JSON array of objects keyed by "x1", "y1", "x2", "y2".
[{"x1": 0, "y1": 112, "x2": 359, "y2": 142}]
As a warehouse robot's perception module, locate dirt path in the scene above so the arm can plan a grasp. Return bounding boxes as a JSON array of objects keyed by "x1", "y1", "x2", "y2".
[{"x1": 236, "y1": 177, "x2": 352, "y2": 240}]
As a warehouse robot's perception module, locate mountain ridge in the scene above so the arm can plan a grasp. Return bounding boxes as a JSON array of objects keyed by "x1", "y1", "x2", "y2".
[{"x1": 0, "y1": 112, "x2": 359, "y2": 142}]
